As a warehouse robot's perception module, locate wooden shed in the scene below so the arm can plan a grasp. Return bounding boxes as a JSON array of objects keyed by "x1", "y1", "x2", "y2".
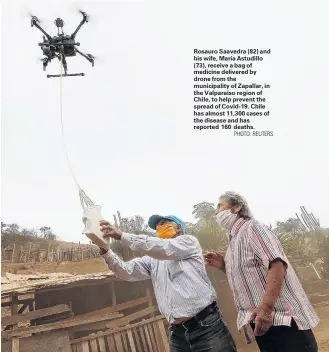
[{"x1": 1, "y1": 272, "x2": 169, "y2": 352}]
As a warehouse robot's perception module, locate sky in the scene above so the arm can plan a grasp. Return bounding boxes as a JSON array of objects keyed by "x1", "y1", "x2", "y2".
[{"x1": 1, "y1": 0, "x2": 329, "y2": 243}]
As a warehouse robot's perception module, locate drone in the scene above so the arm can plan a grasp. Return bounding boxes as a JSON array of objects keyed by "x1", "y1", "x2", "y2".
[{"x1": 31, "y1": 11, "x2": 95, "y2": 78}]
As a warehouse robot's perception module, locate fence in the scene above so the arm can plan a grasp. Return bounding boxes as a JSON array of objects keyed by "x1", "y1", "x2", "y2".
[
  {"x1": 70, "y1": 316, "x2": 169, "y2": 352},
  {"x1": 1, "y1": 242, "x2": 100, "y2": 263}
]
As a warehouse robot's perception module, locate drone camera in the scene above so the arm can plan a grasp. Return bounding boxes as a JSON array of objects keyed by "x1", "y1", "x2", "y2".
[{"x1": 55, "y1": 18, "x2": 64, "y2": 28}]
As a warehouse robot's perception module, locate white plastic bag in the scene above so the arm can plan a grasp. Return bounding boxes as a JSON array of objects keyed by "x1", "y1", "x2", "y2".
[{"x1": 82, "y1": 205, "x2": 109, "y2": 250}]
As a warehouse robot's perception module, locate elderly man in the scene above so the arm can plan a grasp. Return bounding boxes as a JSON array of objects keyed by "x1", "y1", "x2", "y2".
[
  {"x1": 98, "y1": 214, "x2": 237, "y2": 352},
  {"x1": 204, "y1": 191, "x2": 319, "y2": 352}
]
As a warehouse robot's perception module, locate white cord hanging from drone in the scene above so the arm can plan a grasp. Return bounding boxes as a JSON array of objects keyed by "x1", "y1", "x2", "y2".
[
  {"x1": 31, "y1": 10, "x2": 109, "y2": 250},
  {"x1": 59, "y1": 58, "x2": 108, "y2": 250},
  {"x1": 58, "y1": 57, "x2": 92, "y2": 209}
]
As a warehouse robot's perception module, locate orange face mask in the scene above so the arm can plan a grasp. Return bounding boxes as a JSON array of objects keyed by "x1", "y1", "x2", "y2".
[{"x1": 156, "y1": 224, "x2": 176, "y2": 239}]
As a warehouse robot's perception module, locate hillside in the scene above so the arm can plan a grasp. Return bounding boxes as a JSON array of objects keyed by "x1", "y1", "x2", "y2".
[
  {"x1": 1, "y1": 222, "x2": 89, "y2": 250},
  {"x1": 2, "y1": 233, "x2": 90, "y2": 251}
]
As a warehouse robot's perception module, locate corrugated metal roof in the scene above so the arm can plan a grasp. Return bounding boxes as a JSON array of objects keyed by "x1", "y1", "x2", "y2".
[{"x1": 1, "y1": 271, "x2": 116, "y2": 297}]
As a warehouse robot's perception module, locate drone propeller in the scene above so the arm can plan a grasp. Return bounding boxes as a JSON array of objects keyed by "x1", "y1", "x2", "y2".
[
  {"x1": 77, "y1": 9, "x2": 90, "y2": 22},
  {"x1": 87, "y1": 53, "x2": 102, "y2": 63},
  {"x1": 68, "y1": 6, "x2": 98, "y2": 28},
  {"x1": 35, "y1": 56, "x2": 47, "y2": 64},
  {"x1": 26, "y1": 12, "x2": 43, "y2": 24}
]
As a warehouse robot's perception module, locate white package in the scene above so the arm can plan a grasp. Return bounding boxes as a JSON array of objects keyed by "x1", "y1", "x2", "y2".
[{"x1": 82, "y1": 205, "x2": 109, "y2": 250}]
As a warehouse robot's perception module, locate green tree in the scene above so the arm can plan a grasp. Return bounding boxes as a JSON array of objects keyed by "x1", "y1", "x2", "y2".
[
  {"x1": 277, "y1": 234, "x2": 313, "y2": 265},
  {"x1": 189, "y1": 202, "x2": 228, "y2": 251},
  {"x1": 316, "y1": 229, "x2": 329, "y2": 278},
  {"x1": 39, "y1": 226, "x2": 57, "y2": 240},
  {"x1": 1, "y1": 221, "x2": 7, "y2": 232},
  {"x1": 1, "y1": 222, "x2": 21, "y2": 247},
  {"x1": 118, "y1": 215, "x2": 153, "y2": 235},
  {"x1": 21, "y1": 228, "x2": 38, "y2": 237},
  {"x1": 3, "y1": 223, "x2": 20, "y2": 235},
  {"x1": 110, "y1": 214, "x2": 153, "y2": 260},
  {"x1": 192, "y1": 202, "x2": 216, "y2": 223},
  {"x1": 273, "y1": 218, "x2": 324, "y2": 265},
  {"x1": 274, "y1": 218, "x2": 306, "y2": 236}
]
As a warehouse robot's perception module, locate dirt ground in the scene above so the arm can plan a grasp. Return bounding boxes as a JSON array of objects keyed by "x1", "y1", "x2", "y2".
[
  {"x1": 314, "y1": 306, "x2": 329, "y2": 352},
  {"x1": 2, "y1": 259, "x2": 329, "y2": 351}
]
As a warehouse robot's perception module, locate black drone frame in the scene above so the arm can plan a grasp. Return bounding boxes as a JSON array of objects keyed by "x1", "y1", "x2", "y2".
[{"x1": 31, "y1": 11, "x2": 94, "y2": 78}]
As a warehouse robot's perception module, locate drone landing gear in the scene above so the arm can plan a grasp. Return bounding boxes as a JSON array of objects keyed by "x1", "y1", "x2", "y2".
[
  {"x1": 47, "y1": 50, "x2": 85, "y2": 78},
  {"x1": 42, "y1": 58, "x2": 49, "y2": 71},
  {"x1": 47, "y1": 73, "x2": 85, "y2": 78}
]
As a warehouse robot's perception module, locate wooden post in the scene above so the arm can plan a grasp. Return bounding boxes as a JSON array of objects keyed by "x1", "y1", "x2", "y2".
[
  {"x1": 111, "y1": 282, "x2": 117, "y2": 307},
  {"x1": 11, "y1": 242, "x2": 16, "y2": 263},
  {"x1": 310, "y1": 262, "x2": 322, "y2": 280},
  {"x1": 89, "y1": 242, "x2": 92, "y2": 260},
  {"x1": 29, "y1": 300, "x2": 36, "y2": 326},
  {"x1": 146, "y1": 287, "x2": 155, "y2": 317},
  {"x1": 9, "y1": 294, "x2": 18, "y2": 332},
  {"x1": 47, "y1": 243, "x2": 51, "y2": 262},
  {"x1": 27, "y1": 243, "x2": 32, "y2": 263},
  {"x1": 19, "y1": 245, "x2": 23, "y2": 262},
  {"x1": 11, "y1": 295, "x2": 18, "y2": 315},
  {"x1": 12, "y1": 337, "x2": 19, "y2": 352}
]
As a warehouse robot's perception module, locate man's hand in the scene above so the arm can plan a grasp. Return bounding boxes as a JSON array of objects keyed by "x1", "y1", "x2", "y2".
[
  {"x1": 204, "y1": 251, "x2": 225, "y2": 271},
  {"x1": 248, "y1": 303, "x2": 273, "y2": 336},
  {"x1": 100, "y1": 220, "x2": 122, "y2": 240}
]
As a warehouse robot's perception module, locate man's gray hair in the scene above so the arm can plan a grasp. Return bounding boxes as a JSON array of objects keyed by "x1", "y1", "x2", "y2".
[{"x1": 219, "y1": 191, "x2": 253, "y2": 220}]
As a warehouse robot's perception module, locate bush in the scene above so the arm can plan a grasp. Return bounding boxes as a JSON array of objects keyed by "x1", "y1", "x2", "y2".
[{"x1": 318, "y1": 234, "x2": 329, "y2": 279}]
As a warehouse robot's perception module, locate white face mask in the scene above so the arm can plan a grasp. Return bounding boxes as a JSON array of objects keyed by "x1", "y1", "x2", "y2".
[{"x1": 216, "y1": 209, "x2": 238, "y2": 231}]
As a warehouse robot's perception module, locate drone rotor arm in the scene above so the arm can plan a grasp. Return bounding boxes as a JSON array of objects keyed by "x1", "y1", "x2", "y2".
[
  {"x1": 70, "y1": 12, "x2": 88, "y2": 39},
  {"x1": 75, "y1": 48, "x2": 94, "y2": 67},
  {"x1": 31, "y1": 20, "x2": 52, "y2": 41}
]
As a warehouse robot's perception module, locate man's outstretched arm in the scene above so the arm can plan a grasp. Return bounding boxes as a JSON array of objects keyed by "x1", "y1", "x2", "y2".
[
  {"x1": 119, "y1": 233, "x2": 201, "y2": 260},
  {"x1": 99, "y1": 220, "x2": 200, "y2": 261},
  {"x1": 101, "y1": 248, "x2": 152, "y2": 282}
]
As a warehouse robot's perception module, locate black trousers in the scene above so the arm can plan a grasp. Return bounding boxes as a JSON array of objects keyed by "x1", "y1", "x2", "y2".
[
  {"x1": 251, "y1": 320, "x2": 318, "y2": 352},
  {"x1": 169, "y1": 308, "x2": 237, "y2": 352}
]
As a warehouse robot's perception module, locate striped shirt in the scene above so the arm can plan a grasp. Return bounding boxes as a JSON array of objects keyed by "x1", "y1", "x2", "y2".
[
  {"x1": 102, "y1": 233, "x2": 217, "y2": 324},
  {"x1": 225, "y1": 218, "x2": 320, "y2": 344}
]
